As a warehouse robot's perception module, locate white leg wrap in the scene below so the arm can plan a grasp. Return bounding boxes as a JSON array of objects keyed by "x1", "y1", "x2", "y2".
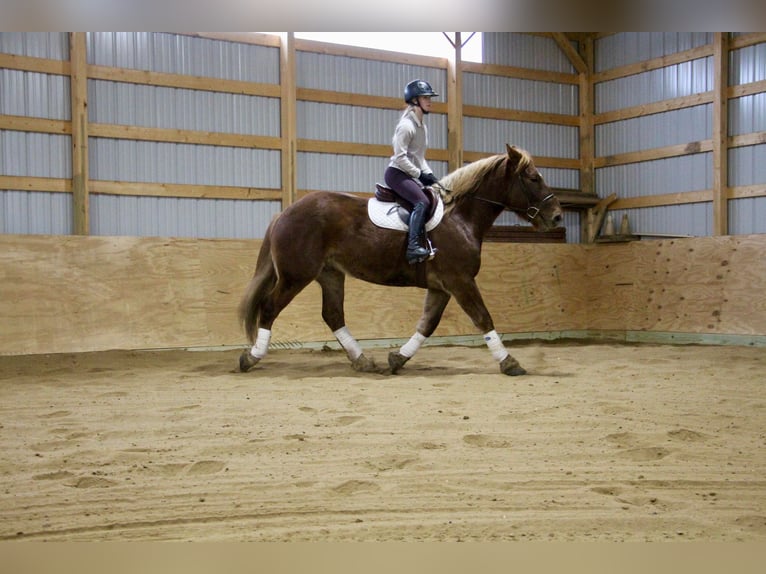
[
  {"x1": 484, "y1": 330, "x2": 509, "y2": 362},
  {"x1": 250, "y1": 328, "x2": 272, "y2": 359},
  {"x1": 400, "y1": 332, "x2": 427, "y2": 358},
  {"x1": 333, "y1": 326, "x2": 363, "y2": 360}
]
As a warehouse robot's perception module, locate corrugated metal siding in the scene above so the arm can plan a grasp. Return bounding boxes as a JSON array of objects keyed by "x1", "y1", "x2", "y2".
[
  {"x1": 1, "y1": 191, "x2": 72, "y2": 234},
  {"x1": 87, "y1": 33, "x2": 279, "y2": 83},
  {"x1": 596, "y1": 58, "x2": 713, "y2": 114},
  {"x1": 464, "y1": 117, "x2": 578, "y2": 159},
  {"x1": 607, "y1": 204, "x2": 712, "y2": 238},
  {"x1": 1, "y1": 33, "x2": 72, "y2": 235},
  {"x1": 463, "y1": 72, "x2": 578, "y2": 115},
  {"x1": 89, "y1": 139, "x2": 280, "y2": 188},
  {"x1": 297, "y1": 51, "x2": 447, "y2": 99},
  {"x1": 596, "y1": 104, "x2": 712, "y2": 156},
  {"x1": 298, "y1": 152, "x2": 448, "y2": 194},
  {"x1": 729, "y1": 144, "x2": 766, "y2": 235},
  {"x1": 1, "y1": 70, "x2": 71, "y2": 119},
  {"x1": 297, "y1": 101, "x2": 444, "y2": 147},
  {"x1": 83, "y1": 32, "x2": 281, "y2": 239},
  {"x1": 88, "y1": 80, "x2": 280, "y2": 136},
  {"x1": 596, "y1": 154, "x2": 712, "y2": 199},
  {"x1": 90, "y1": 196, "x2": 280, "y2": 239},
  {"x1": 595, "y1": 33, "x2": 712, "y2": 72},
  {"x1": 0, "y1": 131, "x2": 70, "y2": 178},
  {"x1": 0, "y1": 32, "x2": 69, "y2": 59},
  {"x1": 482, "y1": 33, "x2": 576, "y2": 73}
]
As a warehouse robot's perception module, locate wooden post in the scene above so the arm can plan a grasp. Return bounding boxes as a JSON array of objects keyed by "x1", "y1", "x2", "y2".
[
  {"x1": 446, "y1": 33, "x2": 464, "y2": 174},
  {"x1": 712, "y1": 32, "x2": 730, "y2": 236},
  {"x1": 280, "y1": 32, "x2": 297, "y2": 207},
  {"x1": 69, "y1": 32, "x2": 89, "y2": 235},
  {"x1": 577, "y1": 36, "x2": 595, "y2": 241}
]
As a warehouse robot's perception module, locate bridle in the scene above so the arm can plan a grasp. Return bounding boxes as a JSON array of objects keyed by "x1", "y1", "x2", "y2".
[{"x1": 470, "y1": 168, "x2": 556, "y2": 222}]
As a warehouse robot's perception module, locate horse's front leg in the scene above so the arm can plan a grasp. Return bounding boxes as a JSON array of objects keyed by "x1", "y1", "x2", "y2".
[
  {"x1": 389, "y1": 288, "x2": 451, "y2": 374},
  {"x1": 316, "y1": 267, "x2": 378, "y2": 373},
  {"x1": 450, "y1": 279, "x2": 527, "y2": 376}
]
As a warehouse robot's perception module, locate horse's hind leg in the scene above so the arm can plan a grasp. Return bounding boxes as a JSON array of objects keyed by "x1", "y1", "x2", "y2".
[
  {"x1": 389, "y1": 288, "x2": 451, "y2": 374},
  {"x1": 316, "y1": 267, "x2": 378, "y2": 373},
  {"x1": 239, "y1": 273, "x2": 314, "y2": 372}
]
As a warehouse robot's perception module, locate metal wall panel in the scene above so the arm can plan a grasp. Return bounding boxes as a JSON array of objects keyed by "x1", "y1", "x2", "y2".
[
  {"x1": 0, "y1": 130, "x2": 71, "y2": 178},
  {"x1": 595, "y1": 33, "x2": 712, "y2": 72},
  {"x1": 297, "y1": 101, "x2": 446, "y2": 147},
  {"x1": 90, "y1": 195, "x2": 281, "y2": 239},
  {"x1": 607, "y1": 203, "x2": 713, "y2": 238},
  {"x1": 88, "y1": 80, "x2": 280, "y2": 136},
  {"x1": 730, "y1": 93, "x2": 766, "y2": 136},
  {"x1": 596, "y1": 154, "x2": 712, "y2": 199},
  {"x1": 596, "y1": 58, "x2": 713, "y2": 114},
  {"x1": 297, "y1": 50, "x2": 447, "y2": 100},
  {"x1": 463, "y1": 72, "x2": 578, "y2": 115},
  {"x1": 1, "y1": 70, "x2": 71, "y2": 119},
  {"x1": 0, "y1": 32, "x2": 69, "y2": 59},
  {"x1": 729, "y1": 144, "x2": 766, "y2": 235},
  {"x1": 89, "y1": 139, "x2": 280, "y2": 188},
  {"x1": 298, "y1": 152, "x2": 448, "y2": 194},
  {"x1": 482, "y1": 33, "x2": 576, "y2": 73},
  {"x1": 464, "y1": 117, "x2": 578, "y2": 159},
  {"x1": 87, "y1": 33, "x2": 279, "y2": 84},
  {"x1": 596, "y1": 104, "x2": 712, "y2": 156},
  {"x1": 729, "y1": 41, "x2": 766, "y2": 84},
  {"x1": 1, "y1": 191, "x2": 72, "y2": 235}
]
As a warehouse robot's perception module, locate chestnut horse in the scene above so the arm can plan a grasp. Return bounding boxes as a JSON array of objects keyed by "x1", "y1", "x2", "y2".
[{"x1": 238, "y1": 145, "x2": 563, "y2": 376}]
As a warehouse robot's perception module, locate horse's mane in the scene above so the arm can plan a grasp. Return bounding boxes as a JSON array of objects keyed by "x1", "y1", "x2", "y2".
[{"x1": 437, "y1": 148, "x2": 532, "y2": 212}]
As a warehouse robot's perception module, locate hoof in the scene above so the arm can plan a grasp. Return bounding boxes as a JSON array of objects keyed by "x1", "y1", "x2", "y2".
[
  {"x1": 388, "y1": 351, "x2": 409, "y2": 374},
  {"x1": 352, "y1": 353, "x2": 379, "y2": 373},
  {"x1": 500, "y1": 355, "x2": 527, "y2": 376},
  {"x1": 239, "y1": 351, "x2": 260, "y2": 373}
]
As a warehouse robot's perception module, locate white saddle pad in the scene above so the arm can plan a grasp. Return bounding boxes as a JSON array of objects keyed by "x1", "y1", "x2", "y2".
[{"x1": 367, "y1": 196, "x2": 444, "y2": 232}]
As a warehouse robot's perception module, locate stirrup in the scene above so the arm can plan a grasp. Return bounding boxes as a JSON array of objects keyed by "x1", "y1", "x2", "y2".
[{"x1": 406, "y1": 246, "x2": 429, "y2": 264}]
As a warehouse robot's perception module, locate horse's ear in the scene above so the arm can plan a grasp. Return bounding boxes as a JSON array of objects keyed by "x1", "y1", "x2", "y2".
[{"x1": 506, "y1": 144, "x2": 521, "y2": 161}]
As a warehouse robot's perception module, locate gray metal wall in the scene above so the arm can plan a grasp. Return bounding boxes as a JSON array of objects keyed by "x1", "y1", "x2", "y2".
[
  {"x1": 476, "y1": 33, "x2": 581, "y2": 239},
  {"x1": 0, "y1": 32, "x2": 72, "y2": 234},
  {"x1": 595, "y1": 32, "x2": 766, "y2": 237}
]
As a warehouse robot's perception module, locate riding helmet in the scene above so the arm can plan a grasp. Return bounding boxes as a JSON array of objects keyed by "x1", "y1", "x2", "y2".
[{"x1": 404, "y1": 79, "x2": 439, "y2": 104}]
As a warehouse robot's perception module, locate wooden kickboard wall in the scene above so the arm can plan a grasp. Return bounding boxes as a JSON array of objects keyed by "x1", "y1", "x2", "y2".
[{"x1": 0, "y1": 233, "x2": 764, "y2": 355}]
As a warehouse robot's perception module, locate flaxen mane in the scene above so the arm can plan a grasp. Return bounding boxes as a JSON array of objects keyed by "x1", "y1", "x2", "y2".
[{"x1": 437, "y1": 148, "x2": 532, "y2": 213}]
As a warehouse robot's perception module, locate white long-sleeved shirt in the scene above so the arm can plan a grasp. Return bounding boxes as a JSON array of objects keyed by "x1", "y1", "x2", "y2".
[{"x1": 387, "y1": 107, "x2": 432, "y2": 178}]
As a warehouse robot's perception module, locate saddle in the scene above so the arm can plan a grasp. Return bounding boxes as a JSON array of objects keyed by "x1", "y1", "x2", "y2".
[{"x1": 374, "y1": 183, "x2": 440, "y2": 226}]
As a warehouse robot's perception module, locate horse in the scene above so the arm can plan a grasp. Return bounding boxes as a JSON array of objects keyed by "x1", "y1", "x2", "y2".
[{"x1": 238, "y1": 144, "x2": 563, "y2": 376}]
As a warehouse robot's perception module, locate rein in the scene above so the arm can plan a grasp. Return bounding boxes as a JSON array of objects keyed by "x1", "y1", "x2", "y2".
[{"x1": 470, "y1": 174, "x2": 555, "y2": 222}]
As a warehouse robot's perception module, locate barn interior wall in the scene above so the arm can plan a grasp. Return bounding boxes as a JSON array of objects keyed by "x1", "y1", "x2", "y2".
[{"x1": 2, "y1": 32, "x2": 766, "y2": 355}]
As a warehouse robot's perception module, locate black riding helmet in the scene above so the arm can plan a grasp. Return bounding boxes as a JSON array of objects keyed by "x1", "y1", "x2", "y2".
[{"x1": 404, "y1": 79, "x2": 439, "y2": 104}]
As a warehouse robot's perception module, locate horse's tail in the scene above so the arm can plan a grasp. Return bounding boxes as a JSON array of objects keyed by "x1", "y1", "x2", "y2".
[{"x1": 238, "y1": 216, "x2": 279, "y2": 344}]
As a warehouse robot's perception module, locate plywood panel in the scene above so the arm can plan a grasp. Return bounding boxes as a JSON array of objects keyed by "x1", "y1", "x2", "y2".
[
  {"x1": 2, "y1": 234, "x2": 765, "y2": 355},
  {"x1": 586, "y1": 235, "x2": 766, "y2": 336},
  {"x1": 0, "y1": 235, "x2": 209, "y2": 354}
]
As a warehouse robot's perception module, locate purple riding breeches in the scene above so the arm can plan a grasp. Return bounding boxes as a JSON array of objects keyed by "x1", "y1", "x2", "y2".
[{"x1": 384, "y1": 166, "x2": 429, "y2": 209}]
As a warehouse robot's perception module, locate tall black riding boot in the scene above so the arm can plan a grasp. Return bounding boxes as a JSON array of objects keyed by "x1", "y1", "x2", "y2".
[{"x1": 406, "y1": 202, "x2": 430, "y2": 264}]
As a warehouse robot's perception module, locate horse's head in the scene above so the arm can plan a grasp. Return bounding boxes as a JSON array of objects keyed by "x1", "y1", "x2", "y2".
[{"x1": 505, "y1": 144, "x2": 563, "y2": 231}]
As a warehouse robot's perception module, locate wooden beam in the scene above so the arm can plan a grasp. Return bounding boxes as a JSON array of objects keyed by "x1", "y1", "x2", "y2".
[
  {"x1": 69, "y1": 32, "x2": 89, "y2": 236},
  {"x1": 712, "y1": 33, "x2": 729, "y2": 236},
  {"x1": 594, "y1": 140, "x2": 714, "y2": 168},
  {"x1": 280, "y1": 33, "x2": 297, "y2": 208},
  {"x1": 463, "y1": 105, "x2": 579, "y2": 126},
  {"x1": 89, "y1": 181, "x2": 282, "y2": 201},
  {"x1": 460, "y1": 61, "x2": 579, "y2": 85},
  {"x1": 551, "y1": 33, "x2": 588, "y2": 74},
  {"x1": 88, "y1": 123, "x2": 281, "y2": 150},
  {"x1": 594, "y1": 92, "x2": 714, "y2": 125},
  {"x1": 447, "y1": 33, "x2": 464, "y2": 173},
  {"x1": 592, "y1": 44, "x2": 714, "y2": 84}
]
